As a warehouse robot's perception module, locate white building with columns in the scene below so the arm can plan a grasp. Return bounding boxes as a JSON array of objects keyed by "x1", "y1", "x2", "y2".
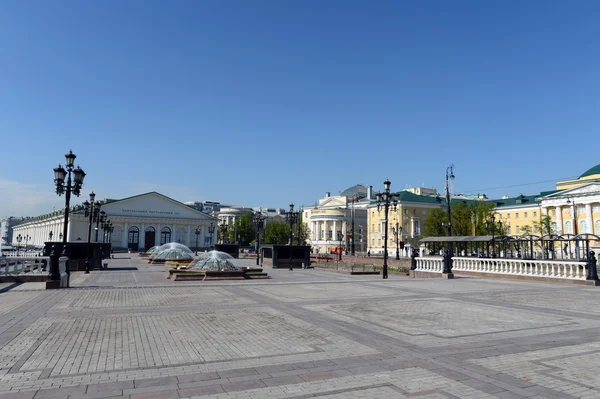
[
  {"x1": 12, "y1": 192, "x2": 217, "y2": 252},
  {"x1": 302, "y1": 185, "x2": 372, "y2": 254}
]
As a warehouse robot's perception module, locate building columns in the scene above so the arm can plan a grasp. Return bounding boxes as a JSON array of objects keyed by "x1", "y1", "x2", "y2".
[
  {"x1": 585, "y1": 203, "x2": 593, "y2": 234},
  {"x1": 555, "y1": 206, "x2": 563, "y2": 234}
]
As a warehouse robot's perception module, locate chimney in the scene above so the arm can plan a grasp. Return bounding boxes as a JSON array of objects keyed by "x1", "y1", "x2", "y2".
[
  {"x1": 367, "y1": 185, "x2": 373, "y2": 199},
  {"x1": 325, "y1": 192, "x2": 330, "y2": 198}
]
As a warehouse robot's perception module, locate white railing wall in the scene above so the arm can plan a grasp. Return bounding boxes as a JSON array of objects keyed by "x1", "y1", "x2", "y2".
[
  {"x1": 415, "y1": 257, "x2": 444, "y2": 273},
  {"x1": 0, "y1": 257, "x2": 49, "y2": 276},
  {"x1": 452, "y1": 257, "x2": 587, "y2": 280}
]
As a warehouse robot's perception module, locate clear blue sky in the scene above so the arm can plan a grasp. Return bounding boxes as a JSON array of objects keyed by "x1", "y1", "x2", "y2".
[{"x1": 1, "y1": 0, "x2": 599, "y2": 218}]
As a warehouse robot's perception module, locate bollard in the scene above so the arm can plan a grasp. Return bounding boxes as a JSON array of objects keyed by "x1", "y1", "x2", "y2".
[
  {"x1": 410, "y1": 248, "x2": 418, "y2": 271},
  {"x1": 586, "y1": 251, "x2": 598, "y2": 281}
]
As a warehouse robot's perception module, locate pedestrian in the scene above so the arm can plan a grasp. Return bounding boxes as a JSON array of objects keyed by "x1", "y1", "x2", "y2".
[{"x1": 367, "y1": 250, "x2": 370, "y2": 257}]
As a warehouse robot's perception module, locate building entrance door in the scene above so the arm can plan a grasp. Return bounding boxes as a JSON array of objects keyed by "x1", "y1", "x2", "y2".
[
  {"x1": 144, "y1": 231, "x2": 155, "y2": 251},
  {"x1": 144, "y1": 227, "x2": 156, "y2": 251}
]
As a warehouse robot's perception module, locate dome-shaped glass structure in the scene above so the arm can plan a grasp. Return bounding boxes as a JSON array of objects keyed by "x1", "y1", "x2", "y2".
[
  {"x1": 156, "y1": 242, "x2": 193, "y2": 254},
  {"x1": 152, "y1": 248, "x2": 194, "y2": 261},
  {"x1": 188, "y1": 250, "x2": 239, "y2": 271}
]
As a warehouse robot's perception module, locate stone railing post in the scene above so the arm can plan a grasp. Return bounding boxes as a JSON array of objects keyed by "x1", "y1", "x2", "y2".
[{"x1": 46, "y1": 245, "x2": 61, "y2": 289}]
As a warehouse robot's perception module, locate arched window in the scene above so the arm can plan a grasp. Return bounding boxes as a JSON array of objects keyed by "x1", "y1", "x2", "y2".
[
  {"x1": 145, "y1": 226, "x2": 155, "y2": 233},
  {"x1": 595, "y1": 220, "x2": 600, "y2": 235},
  {"x1": 160, "y1": 227, "x2": 171, "y2": 245},
  {"x1": 128, "y1": 226, "x2": 139, "y2": 244},
  {"x1": 551, "y1": 222, "x2": 558, "y2": 234},
  {"x1": 565, "y1": 221, "x2": 572, "y2": 234},
  {"x1": 579, "y1": 220, "x2": 587, "y2": 234}
]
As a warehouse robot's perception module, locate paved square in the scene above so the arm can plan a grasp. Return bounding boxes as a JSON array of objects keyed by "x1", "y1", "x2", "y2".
[{"x1": 1, "y1": 255, "x2": 600, "y2": 398}]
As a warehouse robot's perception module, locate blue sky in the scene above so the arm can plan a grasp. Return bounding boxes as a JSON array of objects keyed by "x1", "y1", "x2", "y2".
[{"x1": 1, "y1": 0, "x2": 599, "y2": 218}]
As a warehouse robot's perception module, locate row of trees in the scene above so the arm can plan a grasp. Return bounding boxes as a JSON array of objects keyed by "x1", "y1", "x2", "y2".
[
  {"x1": 220, "y1": 212, "x2": 311, "y2": 246},
  {"x1": 423, "y1": 201, "x2": 554, "y2": 237}
]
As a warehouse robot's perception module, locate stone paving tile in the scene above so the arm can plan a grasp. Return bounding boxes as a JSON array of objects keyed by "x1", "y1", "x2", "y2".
[{"x1": 2, "y1": 255, "x2": 600, "y2": 399}]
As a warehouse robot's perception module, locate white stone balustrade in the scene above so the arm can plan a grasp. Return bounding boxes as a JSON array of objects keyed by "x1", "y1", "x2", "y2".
[
  {"x1": 0, "y1": 257, "x2": 49, "y2": 276},
  {"x1": 415, "y1": 257, "x2": 444, "y2": 273},
  {"x1": 451, "y1": 257, "x2": 587, "y2": 280}
]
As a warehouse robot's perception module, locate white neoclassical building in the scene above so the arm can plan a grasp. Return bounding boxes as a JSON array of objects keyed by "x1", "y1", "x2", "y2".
[
  {"x1": 12, "y1": 192, "x2": 217, "y2": 252},
  {"x1": 302, "y1": 185, "x2": 372, "y2": 254}
]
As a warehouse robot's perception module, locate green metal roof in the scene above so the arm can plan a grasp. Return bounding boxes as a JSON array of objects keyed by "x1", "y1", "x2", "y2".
[
  {"x1": 492, "y1": 193, "x2": 539, "y2": 208},
  {"x1": 580, "y1": 164, "x2": 600, "y2": 178}
]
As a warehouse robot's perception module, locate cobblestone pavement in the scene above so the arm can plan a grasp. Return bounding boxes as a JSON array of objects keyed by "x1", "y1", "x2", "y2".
[{"x1": 1, "y1": 255, "x2": 600, "y2": 398}]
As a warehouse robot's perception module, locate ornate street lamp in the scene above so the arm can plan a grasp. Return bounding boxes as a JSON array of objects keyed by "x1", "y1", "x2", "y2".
[
  {"x1": 253, "y1": 212, "x2": 266, "y2": 266},
  {"x1": 567, "y1": 196, "x2": 580, "y2": 259},
  {"x1": 16, "y1": 234, "x2": 22, "y2": 256},
  {"x1": 208, "y1": 222, "x2": 215, "y2": 249},
  {"x1": 83, "y1": 192, "x2": 101, "y2": 274},
  {"x1": 375, "y1": 179, "x2": 399, "y2": 279},
  {"x1": 392, "y1": 223, "x2": 402, "y2": 260},
  {"x1": 54, "y1": 150, "x2": 85, "y2": 285},
  {"x1": 194, "y1": 226, "x2": 201, "y2": 255},
  {"x1": 336, "y1": 231, "x2": 343, "y2": 261},
  {"x1": 443, "y1": 165, "x2": 455, "y2": 273},
  {"x1": 285, "y1": 204, "x2": 299, "y2": 270},
  {"x1": 24, "y1": 235, "x2": 31, "y2": 254}
]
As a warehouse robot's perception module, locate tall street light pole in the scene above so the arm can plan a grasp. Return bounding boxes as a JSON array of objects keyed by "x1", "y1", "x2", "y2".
[
  {"x1": 54, "y1": 150, "x2": 85, "y2": 286},
  {"x1": 351, "y1": 199, "x2": 355, "y2": 256},
  {"x1": 253, "y1": 212, "x2": 266, "y2": 266},
  {"x1": 443, "y1": 165, "x2": 455, "y2": 274},
  {"x1": 194, "y1": 226, "x2": 201, "y2": 255},
  {"x1": 336, "y1": 231, "x2": 343, "y2": 261},
  {"x1": 208, "y1": 222, "x2": 215, "y2": 249},
  {"x1": 567, "y1": 196, "x2": 579, "y2": 258},
  {"x1": 83, "y1": 191, "x2": 98, "y2": 274},
  {"x1": 375, "y1": 179, "x2": 398, "y2": 279},
  {"x1": 285, "y1": 204, "x2": 299, "y2": 271}
]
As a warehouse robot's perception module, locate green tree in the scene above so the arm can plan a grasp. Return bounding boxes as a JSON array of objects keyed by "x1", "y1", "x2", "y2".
[
  {"x1": 533, "y1": 214, "x2": 553, "y2": 236},
  {"x1": 423, "y1": 208, "x2": 447, "y2": 237},
  {"x1": 264, "y1": 221, "x2": 290, "y2": 245}
]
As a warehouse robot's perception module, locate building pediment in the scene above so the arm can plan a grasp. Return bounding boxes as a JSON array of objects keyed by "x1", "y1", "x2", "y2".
[
  {"x1": 101, "y1": 192, "x2": 216, "y2": 220},
  {"x1": 542, "y1": 183, "x2": 600, "y2": 199}
]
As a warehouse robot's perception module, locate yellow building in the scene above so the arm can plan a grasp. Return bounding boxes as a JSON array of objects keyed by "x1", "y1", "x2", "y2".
[
  {"x1": 367, "y1": 190, "x2": 444, "y2": 256},
  {"x1": 494, "y1": 164, "x2": 600, "y2": 236}
]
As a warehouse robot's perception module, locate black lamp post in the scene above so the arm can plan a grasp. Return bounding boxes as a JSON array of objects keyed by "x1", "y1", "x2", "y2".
[
  {"x1": 208, "y1": 222, "x2": 215, "y2": 249},
  {"x1": 485, "y1": 215, "x2": 497, "y2": 258},
  {"x1": 95, "y1": 210, "x2": 106, "y2": 242},
  {"x1": 54, "y1": 150, "x2": 86, "y2": 285},
  {"x1": 194, "y1": 226, "x2": 201, "y2": 255},
  {"x1": 443, "y1": 165, "x2": 455, "y2": 273},
  {"x1": 24, "y1": 235, "x2": 31, "y2": 254},
  {"x1": 16, "y1": 234, "x2": 22, "y2": 256},
  {"x1": 567, "y1": 196, "x2": 580, "y2": 259},
  {"x1": 375, "y1": 179, "x2": 399, "y2": 279},
  {"x1": 393, "y1": 223, "x2": 402, "y2": 260},
  {"x1": 336, "y1": 231, "x2": 343, "y2": 261},
  {"x1": 285, "y1": 203, "x2": 299, "y2": 270},
  {"x1": 253, "y1": 212, "x2": 266, "y2": 266},
  {"x1": 83, "y1": 192, "x2": 100, "y2": 274}
]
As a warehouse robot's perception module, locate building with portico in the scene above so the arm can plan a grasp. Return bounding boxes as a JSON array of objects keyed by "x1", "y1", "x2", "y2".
[{"x1": 302, "y1": 185, "x2": 372, "y2": 254}]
